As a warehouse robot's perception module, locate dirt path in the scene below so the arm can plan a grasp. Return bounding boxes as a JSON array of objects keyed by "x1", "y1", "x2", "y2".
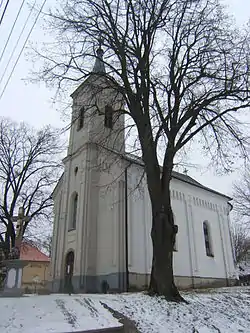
[{"x1": 100, "y1": 302, "x2": 141, "y2": 333}]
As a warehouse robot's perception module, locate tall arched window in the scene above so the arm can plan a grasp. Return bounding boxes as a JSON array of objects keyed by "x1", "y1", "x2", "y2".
[
  {"x1": 77, "y1": 106, "x2": 84, "y2": 131},
  {"x1": 203, "y1": 221, "x2": 213, "y2": 257},
  {"x1": 104, "y1": 105, "x2": 113, "y2": 129},
  {"x1": 69, "y1": 192, "x2": 78, "y2": 230}
]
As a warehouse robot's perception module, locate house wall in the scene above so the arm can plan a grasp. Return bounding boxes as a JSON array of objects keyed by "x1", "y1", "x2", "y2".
[{"x1": 22, "y1": 261, "x2": 50, "y2": 292}]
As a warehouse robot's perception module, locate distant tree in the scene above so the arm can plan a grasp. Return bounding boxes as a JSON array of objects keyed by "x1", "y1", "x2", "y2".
[
  {"x1": 39, "y1": 234, "x2": 52, "y2": 257},
  {"x1": 33, "y1": 0, "x2": 250, "y2": 301},
  {"x1": 231, "y1": 223, "x2": 250, "y2": 263},
  {"x1": 233, "y1": 167, "x2": 250, "y2": 226},
  {"x1": 0, "y1": 118, "x2": 63, "y2": 259},
  {"x1": 22, "y1": 234, "x2": 53, "y2": 257}
]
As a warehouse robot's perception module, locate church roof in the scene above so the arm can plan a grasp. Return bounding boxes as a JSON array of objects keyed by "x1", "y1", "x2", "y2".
[
  {"x1": 172, "y1": 170, "x2": 205, "y2": 188},
  {"x1": 124, "y1": 153, "x2": 232, "y2": 201},
  {"x1": 172, "y1": 170, "x2": 231, "y2": 200}
]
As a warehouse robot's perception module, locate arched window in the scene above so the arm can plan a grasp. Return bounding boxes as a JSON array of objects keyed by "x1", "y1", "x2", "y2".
[
  {"x1": 104, "y1": 105, "x2": 113, "y2": 129},
  {"x1": 69, "y1": 192, "x2": 78, "y2": 230},
  {"x1": 203, "y1": 221, "x2": 213, "y2": 257},
  {"x1": 77, "y1": 106, "x2": 84, "y2": 130}
]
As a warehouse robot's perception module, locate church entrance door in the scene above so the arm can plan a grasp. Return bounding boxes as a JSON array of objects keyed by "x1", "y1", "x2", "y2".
[{"x1": 64, "y1": 251, "x2": 74, "y2": 294}]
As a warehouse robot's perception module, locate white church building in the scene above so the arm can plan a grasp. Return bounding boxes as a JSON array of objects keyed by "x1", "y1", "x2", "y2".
[{"x1": 49, "y1": 48, "x2": 236, "y2": 293}]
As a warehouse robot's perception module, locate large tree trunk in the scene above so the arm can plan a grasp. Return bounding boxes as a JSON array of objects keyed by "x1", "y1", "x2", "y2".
[
  {"x1": 138, "y1": 121, "x2": 183, "y2": 301},
  {"x1": 148, "y1": 186, "x2": 184, "y2": 302}
]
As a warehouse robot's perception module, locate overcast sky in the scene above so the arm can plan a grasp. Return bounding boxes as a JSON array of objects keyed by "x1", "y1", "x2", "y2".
[{"x1": 0, "y1": 0, "x2": 249, "y2": 198}]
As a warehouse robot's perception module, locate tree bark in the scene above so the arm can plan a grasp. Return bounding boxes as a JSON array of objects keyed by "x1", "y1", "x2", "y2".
[{"x1": 148, "y1": 189, "x2": 184, "y2": 302}]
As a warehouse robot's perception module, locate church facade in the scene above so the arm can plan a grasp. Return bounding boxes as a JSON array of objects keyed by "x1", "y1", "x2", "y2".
[{"x1": 49, "y1": 51, "x2": 236, "y2": 293}]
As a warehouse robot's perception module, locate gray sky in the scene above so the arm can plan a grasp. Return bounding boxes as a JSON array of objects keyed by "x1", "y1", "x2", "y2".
[{"x1": 0, "y1": 0, "x2": 249, "y2": 198}]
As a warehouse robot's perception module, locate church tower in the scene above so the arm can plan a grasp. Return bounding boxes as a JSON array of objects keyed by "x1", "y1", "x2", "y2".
[
  {"x1": 68, "y1": 45, "x2": 125, "y2": 157},
  {"x1": 50, "y1": 45, "x2": 127, "y2": 293}
]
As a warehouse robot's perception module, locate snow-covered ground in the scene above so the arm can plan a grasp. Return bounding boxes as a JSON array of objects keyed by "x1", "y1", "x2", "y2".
[
  {"x1": 0, "y1": 286, "x2": 250, "y2": 333},
  {"x1": 0, "y1": 294, "x2": 121, "y2": 333},
  {"x1": 104, "y1": 287, "x2": 250, "y2": 333}
]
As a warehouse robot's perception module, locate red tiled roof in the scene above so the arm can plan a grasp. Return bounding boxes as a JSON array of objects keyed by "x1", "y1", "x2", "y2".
[{"x1": 20, "y1": 243, "x2": 50, "y2": 262}]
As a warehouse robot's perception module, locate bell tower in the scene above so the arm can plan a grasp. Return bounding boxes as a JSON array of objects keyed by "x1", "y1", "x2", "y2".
[{"x1": 67, "y1": 43, "x2": 125, "y2": 157}]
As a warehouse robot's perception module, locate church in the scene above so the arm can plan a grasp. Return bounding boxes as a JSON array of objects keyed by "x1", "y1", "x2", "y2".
[{"x1": 49, "y1": 47, "x2": 236, "y2": 293}]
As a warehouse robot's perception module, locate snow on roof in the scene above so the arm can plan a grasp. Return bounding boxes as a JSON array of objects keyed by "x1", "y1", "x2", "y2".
[{"x1": 20, "y1": 242, "x2": 50, "y2": 262}]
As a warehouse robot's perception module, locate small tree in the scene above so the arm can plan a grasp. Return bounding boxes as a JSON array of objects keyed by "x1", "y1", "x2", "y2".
[
  {"x1": 33, "y1": 0, "x2": 250, "y2": 300},
  {"x1": 233, "y1": 167, "x2": 250, "y2": 226},
  {"x1": 0, "y1": 118, "x2": 63, "y2": 258},
  {"x1": 231, "y1": 223, "x2": 250, "y2": 263}
]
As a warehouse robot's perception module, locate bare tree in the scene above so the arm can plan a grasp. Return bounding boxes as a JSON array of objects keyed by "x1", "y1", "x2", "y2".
[
  {"x1": 231, "y1": 223, "x2": 250, "y2": 263},
  {"x1": 0, "y1": 118, "x2": 63, "y2": 259},
  {"x1": 22, "y1": 234, "x2": 53, "y2": 257},
  {"x1": 32, "y1": 0, "x2": 250, "y2": 300},
  {"x1": 233, "y1": 167, "x2": 250, "y2": 226}
]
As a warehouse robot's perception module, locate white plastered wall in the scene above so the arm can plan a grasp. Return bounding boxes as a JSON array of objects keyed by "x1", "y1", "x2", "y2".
[
  {"x1": 95, "y1": 154, "x2": 126, "y2": 276},
  {"x1": 127, "y1": 164, "x2": 235, "y2": 281}
]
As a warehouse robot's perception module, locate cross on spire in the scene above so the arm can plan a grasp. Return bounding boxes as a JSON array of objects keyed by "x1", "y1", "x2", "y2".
[
  {"x1": 92, "y1": 38, "x2": 106, "y2": 74},
  {"x1": 98, "y1": 37, "x2": 103, "y2": 49}
]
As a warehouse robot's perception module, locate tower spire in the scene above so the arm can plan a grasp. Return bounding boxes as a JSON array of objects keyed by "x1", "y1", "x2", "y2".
[{"x1": 92, "y1": 38, "x2": 106, "y2": 74}]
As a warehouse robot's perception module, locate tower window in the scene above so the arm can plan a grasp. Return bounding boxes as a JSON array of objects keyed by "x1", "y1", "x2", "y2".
[
  {"x1": 77, "y1": 106, "x2": 84, "y2": 131},
  {"x1": 104, "y1": 105, "x2": 113, "y2": 129},
  {"x1": 69, "y1": 192, "x2": 78, "y2": 231},
  {"x1": 203, "y1": 221, "x2": 213, "y2": 257}
]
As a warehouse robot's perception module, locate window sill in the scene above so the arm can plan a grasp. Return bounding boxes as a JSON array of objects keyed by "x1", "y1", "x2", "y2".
[
  {"x1": 68, "y1": 228, "x2": 76, "y2": 232},
  {"x1": 206, "y1": 254, "x2": 214, "y2": 258}
]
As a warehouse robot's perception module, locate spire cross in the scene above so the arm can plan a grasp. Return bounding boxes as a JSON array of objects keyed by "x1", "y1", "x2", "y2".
[
  {"x1": 92, "y1": 37, "x2": 106, "y2": 74},
  {"x1": 98, "y1": 37, "x2": 103, "y2": 49}
]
